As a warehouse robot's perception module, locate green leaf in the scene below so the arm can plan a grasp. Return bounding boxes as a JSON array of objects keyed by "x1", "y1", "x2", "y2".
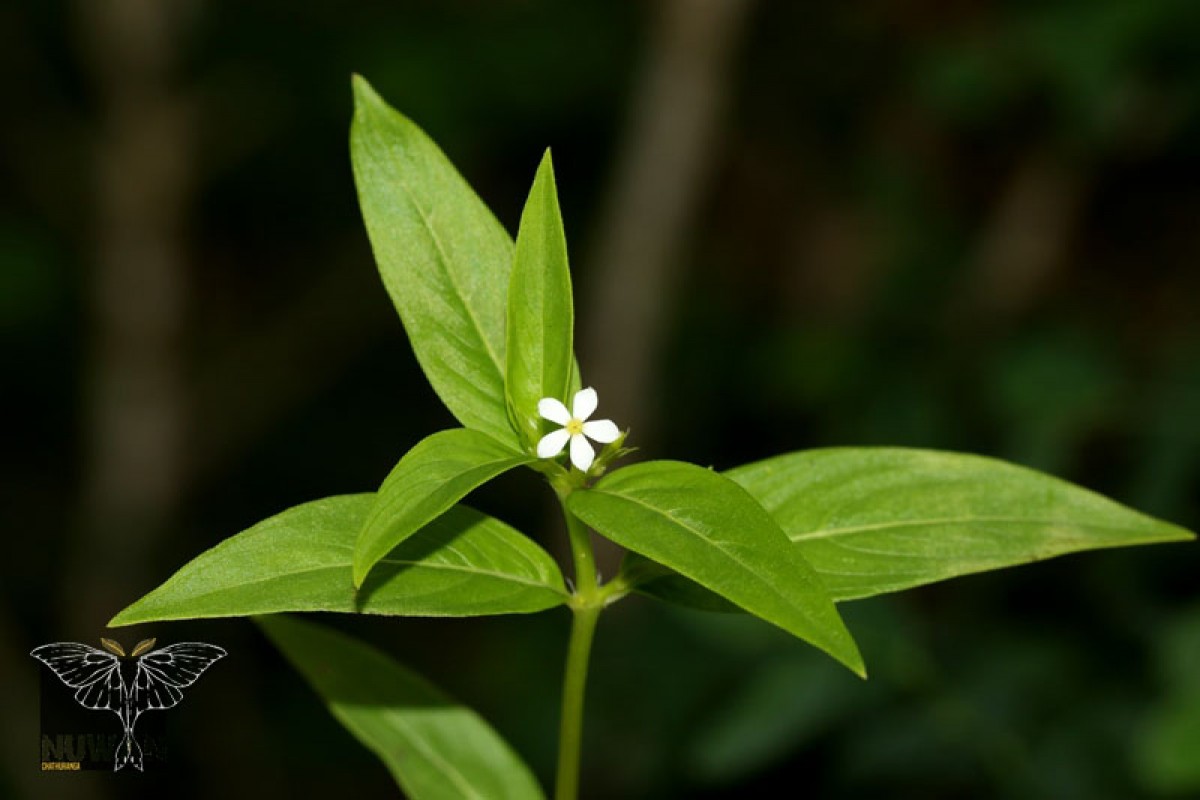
[
  {"x1": 259, "y1": 615, "x2": 546, "y2": 800},
  {"x1": 1135, "y1": 606, "x2": 1200, "y2": 794},
  {"x1": 109, "y1": 495, "x2": 567, "y2": 626},
  {"x1": 351, "y1": 76, "x2": 516, "y2": 445},
  {"x1": 619, "y1": 552, "x2": 742, "y2": 614},
  {"x1": 567, "y1": 461, "x2": 865, "y2": 677},
  {"x1": 506, "y1": 150, "x2": 575, "y2": 448},
  {"x1": 354, "y1": 428, "x2": 533, "y2": 588},
  {"x1": 729, "y1": 447, "x2": 1195, "y2": 601},
  {"x1": 567, "y1": 356, "x2": 583, "y2": 398},
  {"x1": 684, "y1": 651, "x2": 866, "y2": 784}
]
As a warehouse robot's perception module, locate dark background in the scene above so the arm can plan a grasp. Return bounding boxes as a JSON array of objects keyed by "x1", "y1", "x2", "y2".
[{"x1": 3, "y1": 1, "x2": 1199, "y2": 798}]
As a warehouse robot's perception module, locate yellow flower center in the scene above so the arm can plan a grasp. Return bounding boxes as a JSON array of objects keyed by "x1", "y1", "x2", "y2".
[{"x1": 565, "y1": 418, "x2": 584, "y2": 436}]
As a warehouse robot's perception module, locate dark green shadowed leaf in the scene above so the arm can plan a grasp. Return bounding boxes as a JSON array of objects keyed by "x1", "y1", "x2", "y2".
[
  {"x1": 109, "y1": 495, "x2": 566, "y2": 626},
  {"x1": 351, "y1": 76, "x2": 516, "y2": 446},
  {"x1": 259, "y1": 615, "x2": 546, "y2": 800},
  {"x1": 354, "y1": 429, "x2": 533, "y2": 588},
  {"x1": 1135, "y1": 606, "x2": 1200, "y2": 794},
  {"x1": 568, "y1": 461, "x2": 865, "y2": 677},
  {"x1": 506, "y1": 150, "x2": 575, "y2": 449},
  {"x1": 618, "y1": 551, "x2": 742, "y2": 614},
  {"x1": 729, "y1": 447, "x2": 1196, "y2": 601}
]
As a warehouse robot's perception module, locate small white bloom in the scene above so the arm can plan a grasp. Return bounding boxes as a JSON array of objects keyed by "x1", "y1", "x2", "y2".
[{"x1": 536, "y1": 387, "x2": 620, "y2": 473}]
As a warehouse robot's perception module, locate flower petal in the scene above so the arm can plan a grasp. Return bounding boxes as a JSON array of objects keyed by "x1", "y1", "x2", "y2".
[
  {"x1": 572, "y1": 387, "x2": 598, "y2": 421},
  {"x1": 537, "y1": 428, "x2": 571, "y2": 459},
  {"x1": 538, "y1": 397, "x2": 571, "y2": 425},
  {"x1": 569, "y1": 434, "x2": 595, "y2": 472},
  {"x1": 582, "y1": 419, "x2": 619, "y2": 444}
]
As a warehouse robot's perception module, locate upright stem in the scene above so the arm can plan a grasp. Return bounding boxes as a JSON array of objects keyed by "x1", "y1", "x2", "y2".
[
  {"x1": 554, "y1": 491, "x2": 602, "y2": 800},
  {"x1": 555, "y1": 603, "x2": 600, "y2": 800},
  {"x1": 561, "y1": 494, "x2": 598, "y2": 596}
]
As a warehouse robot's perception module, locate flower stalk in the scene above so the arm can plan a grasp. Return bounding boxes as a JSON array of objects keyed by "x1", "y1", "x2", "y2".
[
  {"x1": 555, "y1": 601, "x2": 600, "y2": 800},
  {"x1": 553, "y1": 489, "x2": 605, "y2": 800},
  {"x1": 544, "y1": 388, "x2": 628, "y2": 799}
]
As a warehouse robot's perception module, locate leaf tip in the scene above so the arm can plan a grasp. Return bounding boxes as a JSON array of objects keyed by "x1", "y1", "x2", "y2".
[
  {"x1": 106, "y1": 608, "x2": 136, "y2": 629},
  {"x1": 351, "y1": 536, "x2": 373, "y2": 589},
  {"x1": 1148, "y1": 519, "x2": 1196, "y2": 545},
  {"x1": 529, "y1": 148, "x2": 558, "y2": 196},
  {"x1": 351, "y1": 562, "x2": 369, "y2": 590},
  {"x1": 350, "y1": 72, "x2": 376, "y2": 102},
  {"x1": 350, "y1": 74, "x2": 395, "y2": 125},
  {"x1": 828, "y1": 632, "x2": 868, "y2": 680}
]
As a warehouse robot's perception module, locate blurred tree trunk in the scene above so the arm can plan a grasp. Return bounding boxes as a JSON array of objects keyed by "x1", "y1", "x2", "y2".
[
  {"x1": 582, "y1": 0, "x2": 754, "y2": 442},
  {"x1": 962, "y1": 150, "x2": 1086, "y2": 323},
  {"x1": 65, "y1": 0, "x2": 194, "y2": 638}
]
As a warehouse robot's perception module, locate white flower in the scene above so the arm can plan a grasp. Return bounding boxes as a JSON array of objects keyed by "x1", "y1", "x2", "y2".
[{"x1": 536, "y1": 387, "x2": 620, "y2": 473}]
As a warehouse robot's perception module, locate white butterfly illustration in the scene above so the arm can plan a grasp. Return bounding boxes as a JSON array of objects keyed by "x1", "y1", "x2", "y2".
[{"x1": 31, "y1": 637, "x2": 225, "y2": 771}]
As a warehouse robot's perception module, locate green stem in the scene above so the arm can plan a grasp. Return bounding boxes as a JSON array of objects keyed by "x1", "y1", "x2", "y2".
[
  {"x1": 560, "y1": 493, "x2": 598, "y2": 596},
  {"x1": 553, "y1": 491, "x2": 602, "y2": 800},
  {"x1": 555, "y1": 603, "x2": 600, "y2": 800}
]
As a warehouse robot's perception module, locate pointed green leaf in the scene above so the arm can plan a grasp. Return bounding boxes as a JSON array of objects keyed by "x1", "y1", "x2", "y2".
[
  {"x1": 506, "y1": 151, "x2": 575, "y2": 448},
  {"x1": 109, "y1": 495, "x2": 567, "y2": 626},
  {"x1": 567, "y1": 461, "x2": 865, "y2": 676},
  {"x1": 259, "y1": 615, "x2": 546, "y2": 800},
  {"x1": 729, "y1": 447, "x2": 1196, "y2": 601},
  {"x1": 351, "y1": 76, "x2": 516, "y2": 445},
  {"x1": 354, "y1": 429, "x2": 533, "y2": 587}
]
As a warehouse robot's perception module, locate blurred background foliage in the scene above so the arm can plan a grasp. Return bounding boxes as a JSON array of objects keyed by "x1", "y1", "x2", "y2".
[{"x1": 2, "y1": 1, "x2": 1198, "y2": 798}]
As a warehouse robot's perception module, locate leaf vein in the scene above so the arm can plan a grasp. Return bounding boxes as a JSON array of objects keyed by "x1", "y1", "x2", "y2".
[{"x1": 788, "y1": 515, "x2": 1158, "y2": 542}]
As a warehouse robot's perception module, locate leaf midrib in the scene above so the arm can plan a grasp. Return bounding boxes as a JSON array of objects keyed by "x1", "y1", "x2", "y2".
[
  {"x1": 356, "y1": 708, "x2": 489, "y2": 800},
  {"x1": 582, "y1": 488, "x2": 815, "y2": 616},
  {"x1": 394, "y1": 167, "x2": 505, "y2": 374},
  {"x1": 134, "y1": 553, "x2": 567, "y2": 612},
  {"x1": 786, "y1": 514, "x2": 1174, "y2": 542},
  {"x1": 533, "y1": 202, "x2": 568, "y2": 403}
]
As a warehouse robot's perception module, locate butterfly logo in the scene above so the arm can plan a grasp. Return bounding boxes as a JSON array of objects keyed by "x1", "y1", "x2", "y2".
[{"x1": 30, "y1": 637, "x2": 225, "y2": 772}]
